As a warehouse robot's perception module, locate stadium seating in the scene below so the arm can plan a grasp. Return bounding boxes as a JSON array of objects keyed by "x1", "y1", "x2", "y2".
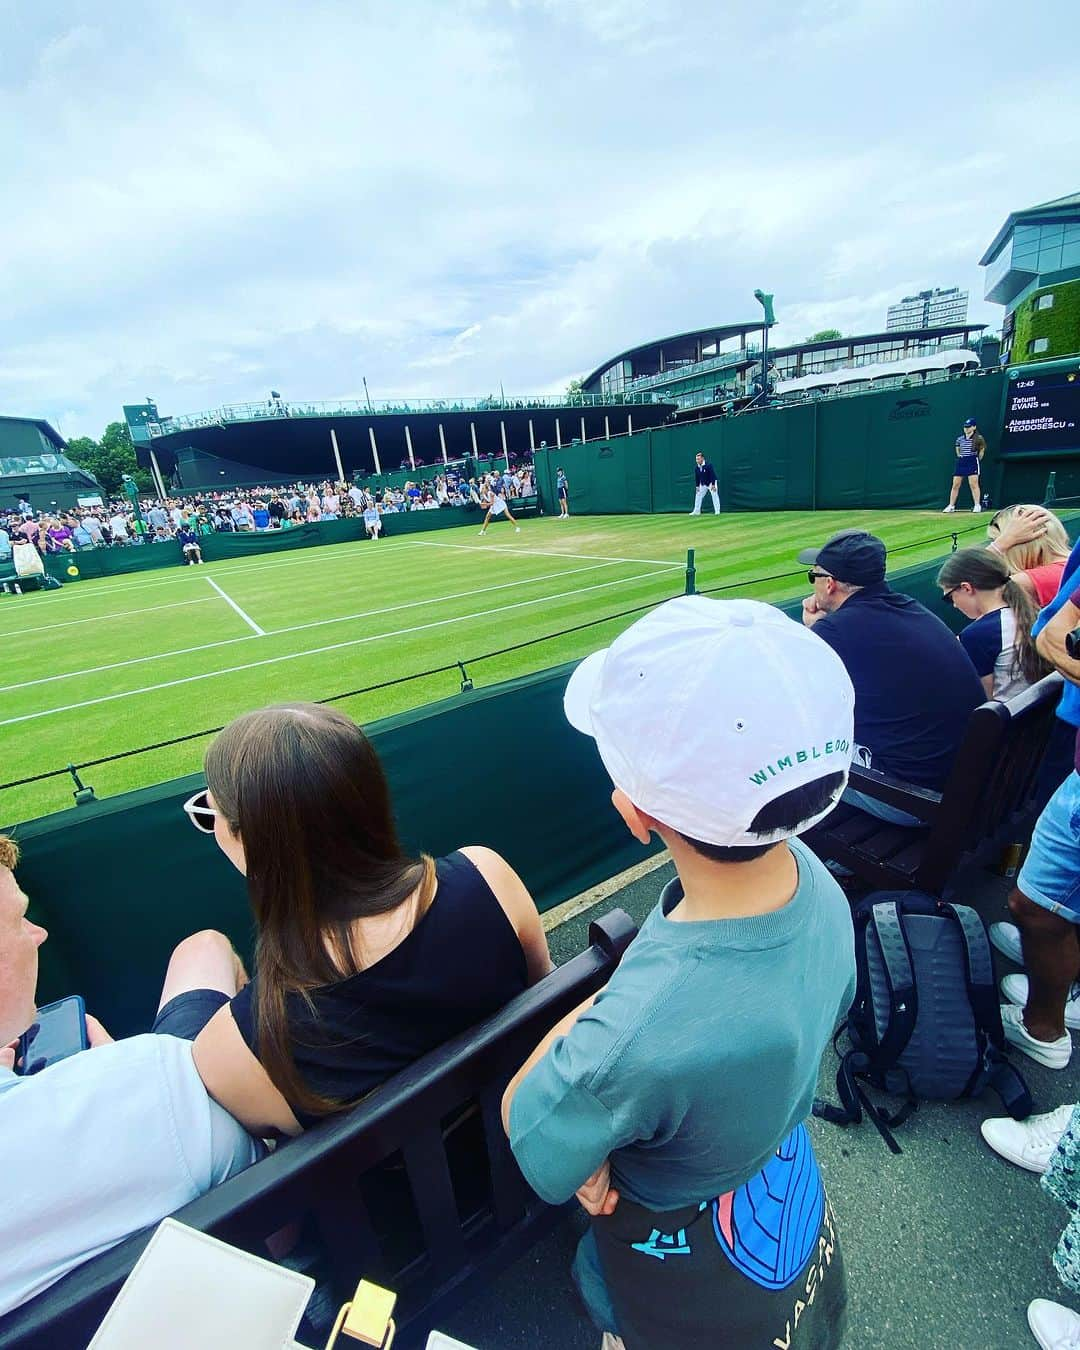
[
  {"x1": 804, "y1": 674, "x2": 1064, "y2": 895},
  {"x1": 0, "y1": 910, "x2": 638, "y2": 1350}
]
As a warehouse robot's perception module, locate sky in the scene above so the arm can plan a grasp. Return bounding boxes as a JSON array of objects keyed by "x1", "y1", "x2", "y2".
[{"x1": 3, "y1": 0, "x2": 1079, "y2": 439}]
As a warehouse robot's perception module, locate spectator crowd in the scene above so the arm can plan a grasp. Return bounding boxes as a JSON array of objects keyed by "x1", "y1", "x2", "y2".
[
  {"x1": 0, "y1": 464, "x2": 537, "y2": 567},
  {"x1": 6, "y1": 499, "x2": 1080, "y2": 1350}
]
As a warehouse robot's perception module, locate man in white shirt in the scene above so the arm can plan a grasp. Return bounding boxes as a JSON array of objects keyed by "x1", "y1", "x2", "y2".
[
  {"x1": 82, "y1": 514, "x2": 105, "y2": 546},
  {"x1": 0, "y1": 835, "x2": 259, "y2": 1317},
  {"x1": 108, "y1": 511, "x2": 130, "y2": 544}
]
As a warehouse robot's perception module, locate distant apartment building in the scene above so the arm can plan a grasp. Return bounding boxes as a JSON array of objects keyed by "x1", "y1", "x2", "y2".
[{"x1": 887, "y1": 287, "x2": 968, "y2": 332}]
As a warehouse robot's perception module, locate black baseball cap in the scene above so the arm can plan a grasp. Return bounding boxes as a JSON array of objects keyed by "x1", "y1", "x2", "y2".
[
  {"x1": 797, "y1": 529, "x2": 887, "y2": 585},
  {"x1": 964, "y1": 417, "x2": 977, "y2": 427}
]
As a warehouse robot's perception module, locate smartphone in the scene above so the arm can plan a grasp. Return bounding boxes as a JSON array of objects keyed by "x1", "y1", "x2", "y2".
[{"x1": 18, "y1": 995, "x2": 89, "y2": 1075}]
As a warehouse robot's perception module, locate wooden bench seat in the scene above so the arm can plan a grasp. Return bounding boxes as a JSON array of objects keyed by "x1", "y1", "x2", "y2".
[
  {"x1": 0, "y1": 910, "x2": 637, "y2": 1350},
  {"x1": 804, "y1": 674, "x2": 1064, "y2": 896}
]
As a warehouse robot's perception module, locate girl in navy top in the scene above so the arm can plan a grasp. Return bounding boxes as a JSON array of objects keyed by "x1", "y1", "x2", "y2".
[
  {"x1": 937, "y1": 548, "x2": 1050, "y2": 701},
  {"x1": 188, "y1": 703, "x2": 551, "y2": 1135}
]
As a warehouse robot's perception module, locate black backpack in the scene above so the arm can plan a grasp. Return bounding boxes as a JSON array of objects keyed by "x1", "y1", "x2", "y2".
[{"x1": 814, "y1": 891, "x2": 1032, "y2": 1153}]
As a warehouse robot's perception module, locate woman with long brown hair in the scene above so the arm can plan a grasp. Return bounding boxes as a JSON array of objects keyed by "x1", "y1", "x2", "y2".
[
  {"x1": 937, "y1": 548, "x2": 1050, "y2": 700},
  {"x1": 187, "y1": 703, "x2": 551, "y2": 1136}
]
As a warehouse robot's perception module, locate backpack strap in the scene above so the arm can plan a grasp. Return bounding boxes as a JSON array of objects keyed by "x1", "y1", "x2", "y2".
[
  {"x1": 866, "y1": 902, "x2": 918, "y2": 1073},
  {"x1": 940, "y1": 903, "x2": 1033, "y2": 1117},
  {"x1": 813, "y1": 1049, "x2": 905, "y2": 1155},
  {"x1": 939, "y1": 903, "x2": 998, "y2": 1039},
  {"x1": 986, "y1": 1058, "x2": 1034, "y2": 1120}
]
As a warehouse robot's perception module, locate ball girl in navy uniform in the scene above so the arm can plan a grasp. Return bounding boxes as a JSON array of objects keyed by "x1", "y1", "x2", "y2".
[{"x1": 943, "y1": 417, "x2": 986, "y2": 513}]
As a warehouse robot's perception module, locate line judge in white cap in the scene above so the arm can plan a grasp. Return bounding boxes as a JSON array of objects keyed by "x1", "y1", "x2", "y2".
[{"x1": 503, "y1": 595, "x2": 858, "y2": 1350}]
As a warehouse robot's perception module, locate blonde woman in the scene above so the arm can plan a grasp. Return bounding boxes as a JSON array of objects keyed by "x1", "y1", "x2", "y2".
[{"x1": 987, "y1": 505, "x2": 1071, "y2": 606}]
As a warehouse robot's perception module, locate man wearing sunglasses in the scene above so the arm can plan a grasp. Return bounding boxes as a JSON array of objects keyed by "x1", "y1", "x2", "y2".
[{"x1": 797, "y1": 529, "x2": 984, "y2": 826}]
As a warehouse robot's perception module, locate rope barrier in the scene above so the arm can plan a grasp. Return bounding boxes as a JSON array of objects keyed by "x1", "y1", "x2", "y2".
[{"x1": 0, "y1": 516, "x2": 1024, "y2": 796}]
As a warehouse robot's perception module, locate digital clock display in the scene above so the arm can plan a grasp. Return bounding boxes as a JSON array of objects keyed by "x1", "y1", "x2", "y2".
[{"x1": 1001, "y1": 370, "x2": 1080, "y2": 452}]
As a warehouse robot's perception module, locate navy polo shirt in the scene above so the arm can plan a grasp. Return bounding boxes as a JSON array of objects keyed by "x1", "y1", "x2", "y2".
[
  {"x1": 810, "y1": 582, "x2": 984, "y2": 790},
  {"x1": 695, "y1": 461, "x2": 717, "y2": 486}
]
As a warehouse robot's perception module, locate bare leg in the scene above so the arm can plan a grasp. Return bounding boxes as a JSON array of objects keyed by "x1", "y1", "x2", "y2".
[
  {"x1": 157, "y1": 929, "x2": 247, "y2": 1012},
  {"x1": 947, "y1": 476, "x2": 962, "y2": 508},
  {"x1": 479, "y1": 510, "x2": 493, "y2": 534},
  {"x1": 968, "y1": 475, "x2": 981, "y2": 508},
  {"x1": 1010, "y1": 889, "x2": 1080, "y2": 1041}
]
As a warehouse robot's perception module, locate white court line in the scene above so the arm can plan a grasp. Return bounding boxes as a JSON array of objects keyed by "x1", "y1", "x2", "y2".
[
  {"x1": 0, "y1": 565, "x2": 681, "y2": 726},
  {"x1": 0, "y1": 559, "x2": 628, "y2": 693},
  {"x1": 206, "y1": 577, "x2": 265, "y2": 636},
  {"x1": 0, "y1": 595, "x2": 221, "y2": 639},
  {"x1": 411, "y1": 539, "x2": 681, "y2": 566},
  {"x1": 0, "y1": 537, "x2": 438, "y2": 610}
]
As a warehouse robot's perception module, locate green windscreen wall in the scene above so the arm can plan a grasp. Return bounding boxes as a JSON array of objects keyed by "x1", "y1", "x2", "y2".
[
  {"x1": 47, "y1": 507, "x2": 487, "y2": 582},
  {"x1": 7, "y1": 532, "x2": 1009, "y2": 1039},
  {"x1": 537, "y1": 372, "x2": 1007, "y2": 515},
  {"x1": 8, "y1": 662, "x2": 662, "y2": 1037}
]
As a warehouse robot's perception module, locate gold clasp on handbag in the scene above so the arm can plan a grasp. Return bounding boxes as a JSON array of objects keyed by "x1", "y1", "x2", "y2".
[{"x1": 325, "y1": 1279, "x2": 397, "y2": 1348}]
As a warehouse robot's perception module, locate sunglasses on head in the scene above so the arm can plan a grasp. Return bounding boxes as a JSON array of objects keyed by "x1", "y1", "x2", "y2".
[{"x1": 182, "y1": 789, "x2": 219, "y2": 834}]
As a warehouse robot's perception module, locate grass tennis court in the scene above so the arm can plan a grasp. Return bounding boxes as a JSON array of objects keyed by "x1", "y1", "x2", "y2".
[{"x1": 2, "y1": 510, "x2": 992, "y2": 822}]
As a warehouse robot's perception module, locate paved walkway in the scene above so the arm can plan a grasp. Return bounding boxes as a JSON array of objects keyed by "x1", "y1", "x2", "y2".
[{"x1": 438, "y1": 855, "x2": 1079, "y2": 1350}]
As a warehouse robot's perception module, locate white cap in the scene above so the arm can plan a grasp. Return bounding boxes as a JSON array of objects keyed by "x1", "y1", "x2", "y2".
[{"x1": 564, "y1": 595, "x2": 855, "y2": 847}]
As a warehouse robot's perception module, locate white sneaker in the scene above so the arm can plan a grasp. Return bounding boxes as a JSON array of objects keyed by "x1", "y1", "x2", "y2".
[
  {"x1": 478, "y1": 530, "x2": 486, "y2": 536},
  {"x1": 973, "y1": 504, "x2": 983, "y2": 513},
  {"x1": 990, "y1": 921, "x2": 1024, "y2": 965},
  {"x1": 1001, "y1": 1003, "x2": 1072, "y2": 1069},
  {"x1": 980, "y1": 1103, "x2": 1075, "y2": 1173},
  {"x1": 1028, "y1": 1298, "x2": 1080, "y2": 1350},
  {"x1": 515, "y1": 526, "x2": 521, "y2": 532},
  {"x1": 943, "y1": 504, "x2": 956, "y2": 513},
  {"x1": 1003, "y1": 975, "x2": 1080, "y2": 1030}
]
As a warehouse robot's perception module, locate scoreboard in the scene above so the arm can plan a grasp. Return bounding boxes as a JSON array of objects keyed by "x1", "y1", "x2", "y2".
[{"x1": 1001, "y1": 367, "x2": 1080, "y2": 453}]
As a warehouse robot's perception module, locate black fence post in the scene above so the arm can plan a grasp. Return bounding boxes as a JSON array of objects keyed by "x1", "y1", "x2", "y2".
[
  {"x1": 68, "y1": 765, "x2": 97, "y2": 806},
  {"x1": 685, "y1": 549, "x2": 697, "y2": 595}
]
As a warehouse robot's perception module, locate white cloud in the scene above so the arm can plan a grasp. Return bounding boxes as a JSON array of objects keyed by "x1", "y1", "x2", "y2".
[{"x1": 1, "y1": 0, "x2": 1078, "y2": 435}]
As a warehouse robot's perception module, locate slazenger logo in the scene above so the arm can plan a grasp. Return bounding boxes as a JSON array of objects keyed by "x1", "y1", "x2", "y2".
[
  {"x1": 750, "y1": 740, "x2": 851, "y2": 786},
  {"x1": 888, "y1": 398, "x2": 931, "y2": 421}
]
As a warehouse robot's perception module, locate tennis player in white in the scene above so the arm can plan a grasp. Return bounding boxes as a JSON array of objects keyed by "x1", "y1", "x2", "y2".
[{"x1": 479, "y1": 490, "x2": 521, "y2": 536}]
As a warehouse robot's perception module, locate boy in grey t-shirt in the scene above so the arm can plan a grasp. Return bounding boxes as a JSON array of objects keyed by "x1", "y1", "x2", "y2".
[{"x1": 503, "y1": 596, "x2": 857, "y2": 1349}]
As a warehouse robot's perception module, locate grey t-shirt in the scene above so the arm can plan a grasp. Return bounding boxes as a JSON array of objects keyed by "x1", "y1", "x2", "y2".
[{"x1": 510, "y1": 839, "x2": 856, "y2": 1210}]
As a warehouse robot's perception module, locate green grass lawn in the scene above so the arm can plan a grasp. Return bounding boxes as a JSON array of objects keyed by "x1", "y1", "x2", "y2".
[{"x1": 1, "y1": 509, "x2": 993, "y2": 822}]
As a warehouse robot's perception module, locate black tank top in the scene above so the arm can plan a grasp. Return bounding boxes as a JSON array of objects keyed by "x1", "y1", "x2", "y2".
[{"x1": 230, "y1": 851, "x2": 529, "y2": 1128}]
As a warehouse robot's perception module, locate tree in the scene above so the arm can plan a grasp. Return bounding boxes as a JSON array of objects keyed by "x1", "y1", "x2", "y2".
[
  {"x1": 66, "y1": 422, "x2": 154, "y2": 495},
  {"x1": 805, "y1": 328, "x2": 842, "y2": 343},
  {"x1": 564, "y1": 377, "x2": 585, "y2": 402}
]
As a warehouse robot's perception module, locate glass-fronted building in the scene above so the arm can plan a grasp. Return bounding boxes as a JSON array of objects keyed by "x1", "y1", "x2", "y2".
[
  {"x1": 581, "y1": 323, "x2": 986, "y2": 412},
  {"x1": 981, "y1": 192, "x2": 1080, "y2": 365},
  {"x1": 0, "y1": 415, "x2": 103, "y2": 511}
]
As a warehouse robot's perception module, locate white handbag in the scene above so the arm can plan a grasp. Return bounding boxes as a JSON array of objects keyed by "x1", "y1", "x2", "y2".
[{"x1": 88, "y1": 1218, "x2": 479, "y2": 1350}]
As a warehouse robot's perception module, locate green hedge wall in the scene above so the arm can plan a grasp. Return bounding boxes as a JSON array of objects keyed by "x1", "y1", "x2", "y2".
[{"x1": 1010, "y1": 278, "x2": 1080, "y2": 365}]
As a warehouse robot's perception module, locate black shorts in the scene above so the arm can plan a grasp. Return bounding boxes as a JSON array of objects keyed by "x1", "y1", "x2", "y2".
[
  {"x1": 592, "y1": 1126, "x2": 846, "y2": 1349},
  {"x1": 151, "y1": 989, "x2": 230, "y2": 1041}
]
